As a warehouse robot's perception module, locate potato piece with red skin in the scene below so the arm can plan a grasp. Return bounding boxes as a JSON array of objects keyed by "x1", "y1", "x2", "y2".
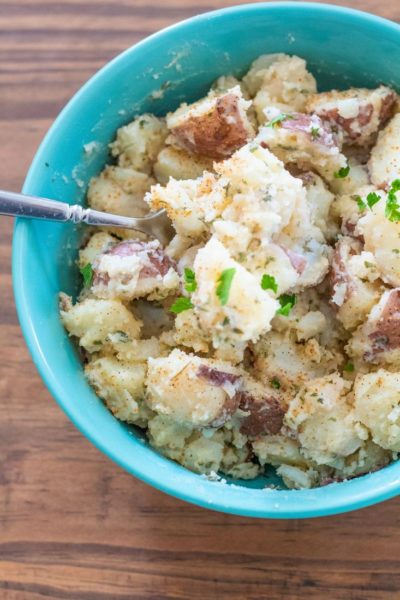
[
  {"x1": 91, "y1": 239, "x2": 179, "y2": 301},
  {"x1": 329, "y1": 237, "x2": 382, "y2": 330},
  {"x1": 235, "y1": 377, "x2": 285, "y2": 437},
  {"x1": 330, "y1": 184, "x2": 375, "y2": 238},
  {"x1": 348, "y1": 289, "x2": 400, "y2": 366},
  {"x1": 305, "y1": 86, "x2": 397, "y2": 147},
  {"x1": 257, "y1": 112, "x2": 347, "y2": 181},
  {"x1": 145, "y1": 349, "x2": 242, "y2": 428},
  {"x1": 167, "y1": 86, "x2": 254, "y2": 159}
]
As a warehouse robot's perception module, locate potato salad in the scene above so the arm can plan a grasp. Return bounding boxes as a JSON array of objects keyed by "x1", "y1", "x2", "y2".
[{"x1": 60, "y1": 53, "x2": 400, "y2": 489}]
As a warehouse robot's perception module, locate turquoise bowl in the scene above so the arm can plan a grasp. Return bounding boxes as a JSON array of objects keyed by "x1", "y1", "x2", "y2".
[{"x1": 13, "y1": 2, "x2": 400, "y2": 518}]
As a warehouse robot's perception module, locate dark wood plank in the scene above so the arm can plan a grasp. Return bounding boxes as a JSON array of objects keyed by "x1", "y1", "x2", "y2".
[{"x1": 1, "y1": 1, "x2": 400, "y2": 599}]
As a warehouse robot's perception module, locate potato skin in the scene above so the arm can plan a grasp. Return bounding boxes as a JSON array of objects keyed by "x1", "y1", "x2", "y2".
[
  {"x1": 168, "y1": 90, "x2": 254, "y2": 159},
  {"x1": 145, "y1": 350, "x2": 242, "y2": 428},
  {"x1": 237, "y1": 391, "x2": 284, "y2": 437},
  {"x1": 306, "y1": 86, "x2": 397, "y2": 147},
  {"x1": 365, "y1": 289, "x2": 400, "y2": 361}
]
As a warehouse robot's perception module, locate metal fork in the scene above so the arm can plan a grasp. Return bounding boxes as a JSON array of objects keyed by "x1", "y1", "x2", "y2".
[{"x1": 0, "y1": 189, "x2": 174, "y2": 246}]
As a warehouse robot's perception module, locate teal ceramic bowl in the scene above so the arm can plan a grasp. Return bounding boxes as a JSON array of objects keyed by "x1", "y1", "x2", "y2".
[{"x1": 13, "y1": 2, "x2": 400, "y2": 518}]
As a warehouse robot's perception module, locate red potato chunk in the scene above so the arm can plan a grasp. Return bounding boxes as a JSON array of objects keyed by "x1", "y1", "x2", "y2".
[
  {"x1": 306, "y1": 86, "x2": 397, "y2": 147},
  {"x1": 329, "y1": 237, "x2": 381, "y2": 330},
  {"x1": 365, "y1": 289, "x2": 400, "y2": 361},
  {"x1": 347, "y1": 289, "x2": 400, "y2": 366},
  {"x1": 197, "y1": 366, "x2": 284, "y2": 434},
  {"x1": 280, "y1": 246, "x2": 307, "y2": 275},
  {"x1": 330, "y1": 237, "x2": 362, "y2": 307},
  {"x1": 92, "y1": 239, "x2": 179, "y2": 301},
  {"x1": 167, "y1": 87, "x2": 254, "y2": 159},
  {"x1": 280, "y1": 113, "x2": 338, "y2": 148},
  {"x1": 105, "y1": 241, "x2": 175, "y2": 278},
  {"x1": 236, "y1": 391, "x2": 285, "y2": 437},
  {"x1": 258, "y1": 112, "x2": 346, "y2": 181},
  {"x1": 197, "y1": 364, "x2": 241, "y2": 388},
  {"x1": 145, "y1": 350, "x2": 242, "y2": 428}
]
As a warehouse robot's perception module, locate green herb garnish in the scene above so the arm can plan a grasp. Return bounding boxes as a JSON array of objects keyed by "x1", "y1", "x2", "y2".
[
  {"x1": 271, "y1": 377, "x2": 281, "y2": 389},
  {"x1": 366, "y1": 192, "x2": 381, "y2": 209},
  {"x1": 184, "y1": 268, "x2": 197, "y2": 293},
  {"x1": 216, "y1": 268, "x2": 236, "y2": 306},
  {"x1": 261, "y1": 273, "x2": 278, "y2": 294},
  {"x1": 354, "y1": 191, "x2": 381, "y2": 212},
  {"x1": 310, "y1": 126, "x2": 320, "y2": 140},
  {"x1": 343, "y1": 362, "x2": 354, "y2": 373},
  {"x1": 334, "y1": 165, "x2": 350, "y2": 179},
  {"x1": 385, "y1": 179, "x2": 400, "y2": 222},
  {"x1": 267, "y1": 113, "x2": 292, "y2": 128},
  {"x1": 170, "y1": 297, "x2": 193, "y2": 314},
  {"x1": 354, "y1": 195, "x2": 366, "y2": 211},
  {"x1": 276, "y1": 293, "x2": 296, "y2": 317},
  {"x1": 80, "y1": 263, "x2": 93, "y2": 287}
]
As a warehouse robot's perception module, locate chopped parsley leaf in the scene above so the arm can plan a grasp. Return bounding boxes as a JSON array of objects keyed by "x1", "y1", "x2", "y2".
[
  {"x1": 354, "y1": 195, "x2": 366, "y2": 211},
  {"x1": 222, "y1": 316, "x2": 230, "y2": 326},
  {"x1": 343, "y1": 362, "x2": 354, "y2": 372},
  {"x1": 184, "y1": 267, "x2": 197, "y2": 293},
  {"x1": 334, "y1": 165, "x2": 350, "y2": 179},
  {"x1": 276, "y1": 293, "x2": 296, "y2": 316},
  {"x1": 170, "y1": 296, "x2": 193, "y2": 314},
  {"x1": 310, "y1": 126, "x2": 320, "y2": 140},
  {"x1": 216, "y1": 268, "x2": 236, "y2": 305},
  {"x1": 271, "y1": 377, "x2": 281, "y2": 389},
  {"x1": 354, "y1": 192, "x2": 381, "y2": 212},
  {"x1": 392, "y1": 249, "x2": 400, "y2": 254},
  {"x1": 385, "y1": 179, "x2": 400, "y2": 222},
  {"x1": 317, "y1": 397, "x2": 324, "y2": 404},
  {"x1": 80, "y1": 263, "x2": 93, "y2": 287},
  {"x1": 267, "y1": 113, "x2": 292, "y2": 128},
  {"x1": 261, "y1": 273, "x2": 278, "y2": 294},
  {"x1": 364, "y1": 261, "x2": 374, "y2": 269},
  {"x1": 366, "y1": 192, "x2": 381, "y2": 209}
]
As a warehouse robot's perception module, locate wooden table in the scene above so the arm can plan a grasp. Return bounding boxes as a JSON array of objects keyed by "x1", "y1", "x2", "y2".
[{"x1": 1, "y1": 1, "x2": 400, "y2": 598}]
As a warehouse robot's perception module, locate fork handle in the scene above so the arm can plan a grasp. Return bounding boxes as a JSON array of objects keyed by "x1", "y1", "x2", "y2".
[{"x1": 0, "y1": 189, "x2": 141, "y2": 229}]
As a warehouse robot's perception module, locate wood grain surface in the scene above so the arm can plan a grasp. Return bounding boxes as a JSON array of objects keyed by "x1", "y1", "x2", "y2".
[{"x1": 1, "y1": 1, "x2": 400, "y2": 598}]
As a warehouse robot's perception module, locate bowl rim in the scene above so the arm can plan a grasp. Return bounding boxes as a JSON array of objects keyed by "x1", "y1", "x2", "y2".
[{"x1": 13, "y1": 1, "x2": 400, "y2": 518}]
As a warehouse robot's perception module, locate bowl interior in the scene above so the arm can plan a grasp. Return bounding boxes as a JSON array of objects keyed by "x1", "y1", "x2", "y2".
[{"x1": 13, "y1": 2, "x2": 400, "y2": 517}]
